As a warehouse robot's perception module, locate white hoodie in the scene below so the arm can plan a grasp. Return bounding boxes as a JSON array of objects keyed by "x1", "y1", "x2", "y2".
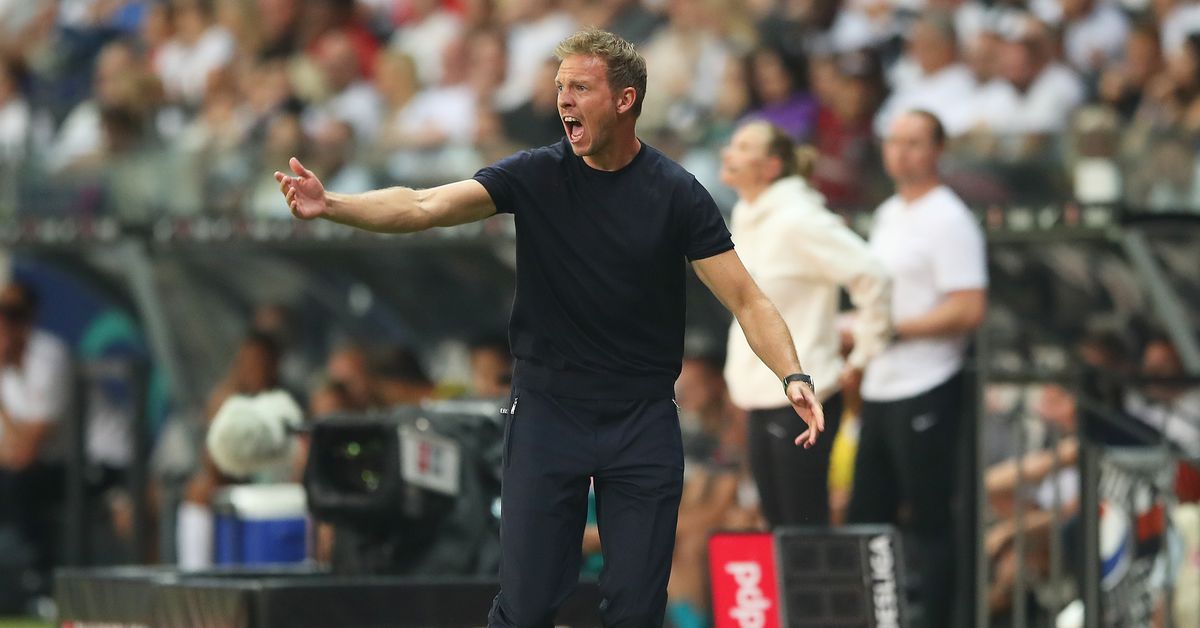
[{"x1": 724, "y1": 176, "x2": 891, "y2": 409}]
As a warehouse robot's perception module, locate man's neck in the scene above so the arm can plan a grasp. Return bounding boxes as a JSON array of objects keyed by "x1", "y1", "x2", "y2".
[
  {"x1": 897, "y1": 179, "x2": 940, "y2": 203},
  {"x1": 583, "y1": 132, "x2": 642, "y2": 171}
]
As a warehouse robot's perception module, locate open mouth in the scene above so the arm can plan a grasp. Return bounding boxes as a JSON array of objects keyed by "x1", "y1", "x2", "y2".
[{"x1": 562, "y1": 116, "x2": 584, "y2": 144}]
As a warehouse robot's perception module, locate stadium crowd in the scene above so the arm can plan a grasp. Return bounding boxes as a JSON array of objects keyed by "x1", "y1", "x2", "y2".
[{"x1": 3, "y1": 0, "x2": 1200, "y2": 216}]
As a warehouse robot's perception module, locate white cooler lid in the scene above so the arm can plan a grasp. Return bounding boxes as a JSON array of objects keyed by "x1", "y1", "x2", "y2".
[{"x1": 216, "y1": 483, "x2": 307, "y2": 520}]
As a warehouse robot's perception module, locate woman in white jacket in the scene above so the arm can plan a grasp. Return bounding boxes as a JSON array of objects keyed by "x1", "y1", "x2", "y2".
[{"x1": 720, "y1": 121, "x2": 892, "y2": 525}]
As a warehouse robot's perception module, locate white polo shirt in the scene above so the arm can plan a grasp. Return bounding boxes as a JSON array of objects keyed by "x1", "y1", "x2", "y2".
[
  {"x1": 0, "y1": 329, "x2": 71, "y2": 461},
  {"x1": 861, "y1": 185, "x2": 987, "y2": 402}
]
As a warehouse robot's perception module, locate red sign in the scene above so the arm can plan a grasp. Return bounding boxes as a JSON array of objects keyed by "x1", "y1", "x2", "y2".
[{"x1": 708, "y1": 532, "x2": 780, "y2": 628}]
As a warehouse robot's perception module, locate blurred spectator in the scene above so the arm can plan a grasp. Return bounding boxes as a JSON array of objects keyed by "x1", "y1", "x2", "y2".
[
  {"x1": 967, "y1": 16, "x2": 1085, "y2": 139},
  {"x1": 850, "y1": 110, "x2": 988, "y2": 628},
  {"x1": 583, "y1": 0, "x2": 665, "y2": 46},
  {"x1": 325, "y1": 345, "x2": 375, "y2": 410},
  {"x1": 249, "y1": 109, "x2": 307, "y2": 216},
  {"x1": 139, "y1": 0, "x2": 173, "y2": 67},
  {"x1": 875, "y1": 10, "x2": 977, "y2": 138},
  {"x1": 1132, "y1": 32, "x2": 1200, "y2": 134},
  {"x1": 175, "y1": 80, "x2": 253, "y2": 213},
  {"x1": 308, "y1": 118, "x2": 374, "y2": 194},
  {"x1": 309, "y1": 377, "x2": 353, "y2": 417},
  {"x1": 677, "y1": 54, "x2": 750, "y2": 209},
  {"x1": 215, "y1": 0, "x2": 263, "y2": 57},
  {"x1": 638, "y1": 0, "x2": 731, "y2": 140},
  {"x1": 371, "y1": 346, "x2": 436, "y2": 405},
  {"x1": 461, "y1": 0, "x2": 499, "y2": 33},
  {"x1": 47, "y1": 40, "x2": 142, "y2": 173},
  {"x1": 1158, "y1": 0, "x2": 1200, "y2": 57},
  {"x1": 811, "y1": 50, "x2": 888, "y2": 210},
  {"x1": 257, "y1": 0, "x2": 301, "y2": 56},
  {"x1": 1039, "y1": 0, "x2": 1129, "y2": 76},
  {"x1": 0, "y1": 56, "x2": 29, "y2": 163},
  {"x1": 383, "y1": 36, "x2": 482, "y2": 181},
  {"x1": 298, "y1": 0, "x2": 379, "y2": 76},
  {"x1": 240, "y1": 55, "x2": 295, "y2": 130},
  {"x1": 1124, "y1": 335, "x2": 1200, "y2": 457},
  {"x1": 201, "y1": 330, "x2": 283, "y2": 421},
  {"x1": 984, "y1": 383, "x2": 1080, "y2": 617},
  {"x1": 1127, "y1": 133, "x2": 1200, "y2": 211},
  {"x1": 467, "y1": 334, "x2": 512, "y2": 398},
  {"x1": 760, "y1": 0, "x2": 881, "y2": 60},
  {"x1": 389, "y1": 0, "x2": 463, "y2": 87},
  {"x1": 306, "y1": 31, "x2": 383, "y2": 142},
  {"x1": 676, "y1": 349, "x2": 732, "y2": 464},
  {"x1": 1078, "y1": 327, "x2": 1133, "y2": 373},
  {"x1": 811, "y1": 0, "x2": 886, "y2": 54},
  {"x1": 0, "y1": 280, "x2": 70, "y2": 470},
  {"x1": 154, "y1": 0, "x2": 236, "y2": 107},
  {"x1": 251, "y1": 303, "x2": 316, "y2": 397},
  {"x1": 0, "y1": 280, "x2": 72, "y2": 598},
  {"x1": 0, "y1": 1, "x2": 44, "y2": 47},
  {"x1": 374, "y1": 50, "x2": 421, "y2": 149},
  {"x1": 0, "y1": 1, "x2": 55, "y2": 114},
  {"x1": 180, "y1": 331, "x2": 286, "y2": 569},
  {"x1": 466, "y1": 27, "x2": 508, "y2": 106},
  {"x1": 742, "y1": 47, "x2": 818, "y2": 141},
  {"x1": 1099, "y1": 23, "x2": 1164, "y2": 121},
  {"x1": 962, "y1": 17, "x2": 1004, "y2": 86},
  {"x1": 494, "y1": 0, "x2": 575, "y2": 111},
  {"x1": 0, "y1": 0, "x2": 1197, "y2": 221},
  {"x1": 499, "y1": 57, "x2": 564, "y2": 148}
]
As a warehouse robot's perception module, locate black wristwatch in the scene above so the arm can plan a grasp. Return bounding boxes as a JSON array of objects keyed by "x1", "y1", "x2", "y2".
[{"x1": 782, "y1": 373, "x2": 814, "y2": 394}]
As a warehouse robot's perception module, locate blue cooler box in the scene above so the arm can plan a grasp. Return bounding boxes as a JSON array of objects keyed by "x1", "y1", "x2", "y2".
[{"x1": 214, "y1": 484, "x2": 309, "y2": 565}]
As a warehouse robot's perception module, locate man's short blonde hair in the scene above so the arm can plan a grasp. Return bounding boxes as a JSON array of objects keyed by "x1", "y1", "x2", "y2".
[{"x1": 554, "y1": 28, "x2": 647, "y2": 117}]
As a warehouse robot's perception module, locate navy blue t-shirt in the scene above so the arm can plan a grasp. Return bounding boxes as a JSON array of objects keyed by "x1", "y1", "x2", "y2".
[{"x1": 473, "y1": 138, "x2": 734, "y2": 399}]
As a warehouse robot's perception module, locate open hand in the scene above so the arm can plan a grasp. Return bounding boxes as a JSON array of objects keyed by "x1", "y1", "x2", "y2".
[
  {"x1": 273, "y1": 157, "x2": 327, "y2": 220},
  {"x1": 788, "y1": 381, "x2": 825, "y2": 449}
]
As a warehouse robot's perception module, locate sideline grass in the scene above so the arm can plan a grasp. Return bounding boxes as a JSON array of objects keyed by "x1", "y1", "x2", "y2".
[{"x1": 0, "y1": 619, "x2": 52, "y2": 628}]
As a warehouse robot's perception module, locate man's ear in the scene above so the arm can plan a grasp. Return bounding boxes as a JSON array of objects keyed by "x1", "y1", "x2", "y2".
[{"x1": 616, "y1": 86, "x2": 638, "y2": 115}]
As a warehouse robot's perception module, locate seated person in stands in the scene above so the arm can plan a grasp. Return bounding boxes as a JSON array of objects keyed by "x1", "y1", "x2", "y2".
[
  {"x1": 178, "y1": 331, "x2": 289, "y2": 569},
  {"x1": 1124, "y1": 334, "x2": 1200, "y2": 458},
  {"x1": 984, "y1": 383, "x2": 1079, "y2": 617},
  {"x1": 370, "y1": 346, "x2": 436, "y2": 405},
  {"x1": 0, "y1": 280, "x2": 72, "y2": 604},
  {"x1": 468, "y1": 334, "x2": 512, "y2": 399},
  {"x1": 325, "y1": 345, "x2": 376, "y2": 410}
]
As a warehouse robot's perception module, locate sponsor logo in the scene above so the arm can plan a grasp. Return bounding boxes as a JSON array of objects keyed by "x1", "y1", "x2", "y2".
[
  {"x1": 726, "y1": 561, "x2": 773, "y2": 628},
  {"x1": 869, "y1": 535, "x2": 901, "y2": 628}
]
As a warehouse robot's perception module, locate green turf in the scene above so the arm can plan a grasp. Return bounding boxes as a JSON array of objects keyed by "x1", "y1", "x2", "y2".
[{"x1": 0, "y1": 619, "x2": 53, "y2": 628}]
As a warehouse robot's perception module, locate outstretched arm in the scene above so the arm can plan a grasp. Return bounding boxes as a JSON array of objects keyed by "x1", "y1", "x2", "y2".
[
  {"x1": 692, "y1": 249, "x2": 825, "y2": 447},
  {"x1": 273, "y1": 157, "x2": 497, "y2": 233}
]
